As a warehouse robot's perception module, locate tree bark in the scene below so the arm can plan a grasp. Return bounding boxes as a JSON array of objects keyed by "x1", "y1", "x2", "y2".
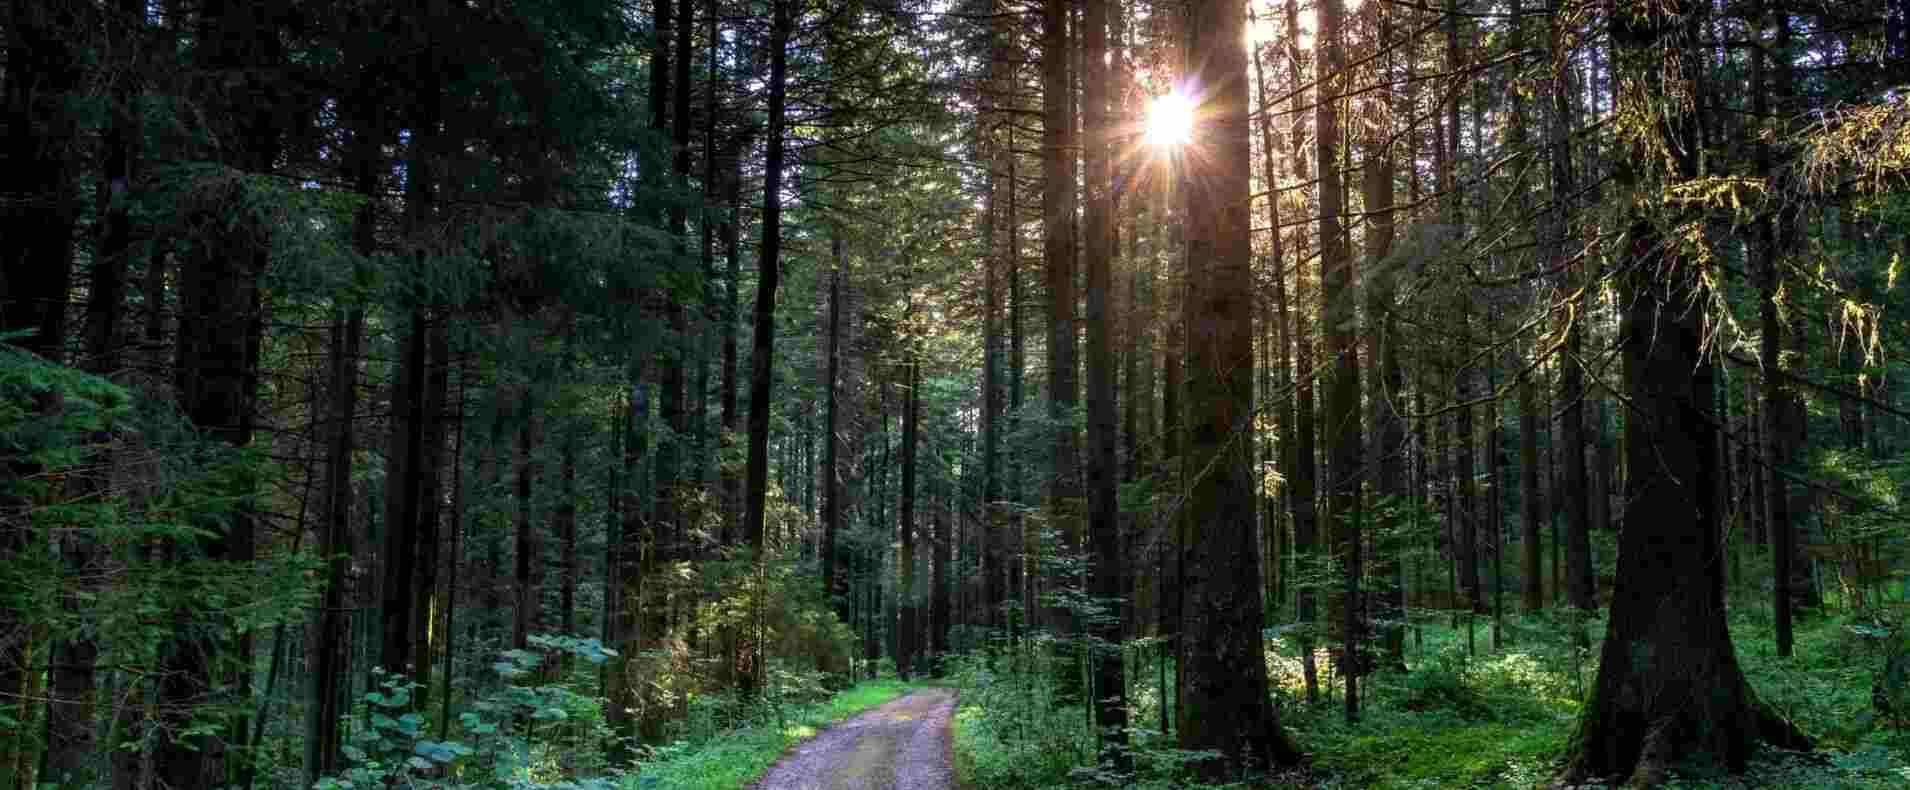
[
  {"x1": 513, "y1": 406, "x2": 544, "y2": 653},
  {"x1": 157, "y1": 4, "x2": 284, "y2": 781},
  {"x1": 44, "y1": 2, "x2": 143, "y2": 779},
  {"x1": 381, "y1": 312, "x2": 428, "y2": 679},
  {"x1": 822, "y1": 240, "x2": 846, "y2": 623},
  {"x1": 1561, "y1": 2, "x2": 1813, "y2": 782},
  {"x1": 1082, "y1": 0, "x2": 1128, "y2": 768},
  {"x1": 1316, "y1": 0, "x2": 1363, "y2": 720},
  {"x1": 1754, "y1": 0, "x2": 1801, "y2": 657},
  {"x1": 1359, "y1": 0, "x2": 1405, "y2": 668},
  {"x1": 1177, "y1": 0, "x2": 1304, "y2": 776},
  {"x1": 982, "y1": 100, "x2": 1006, "y2": 633},
  {"x1": 1284, "y1": 0, "x2": 1322, "y2": 707},
  {"x1": 1041, "y1": 0, "x2": 1084, "y2": 705},
  {"x1": 898, "y1": 360, "x2": 920, "y2": 680},
  {"x1": 1, "y1": 7, "x2": 83, "y2": 777},
  {"x1": 1252, "y1": 17, "x2": 1292, "y2": 626},
  {"x1": 306, "y1": 91, "x2": 381, "y2": 783},
  {"x1": 740, "y1": 3, "x2": 792, "y2": 703}
]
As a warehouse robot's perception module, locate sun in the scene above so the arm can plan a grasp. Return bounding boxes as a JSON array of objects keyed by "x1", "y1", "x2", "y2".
[{"x1": 1145, "y1": 92, "x2": 1194, "y2": 147}]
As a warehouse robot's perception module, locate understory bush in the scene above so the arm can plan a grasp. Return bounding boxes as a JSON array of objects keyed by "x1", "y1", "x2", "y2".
[
  {"x1": 316, "y1": 635, "x2": 621, "y2": 789},
  {"x1": 947, "y1": 612, "x2": 1910, "y2": 788}
]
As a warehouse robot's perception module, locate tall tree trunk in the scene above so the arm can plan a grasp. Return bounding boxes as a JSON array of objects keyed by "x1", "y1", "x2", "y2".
[
  {"x1": 1081, "y1": 0, "x2": 1128, "y2": 768},
  {"x1": 44, "y1": 2, "x2": 143, "y2": 779},
  {"x1": 982, "y1": 96, "x2": 1006, "y2": 633},
  {"x1": 1359, "y1": 0, "x2": 1404, "y2": 669},
  {"x1": 1520, "y1": 366, "x2": 1543, "y2": 612},
  {"x1": 738, "y1": 0, "x2": 791, "y2": 698},
  {"x1": 1316, "y1": 0, "x2": 1363, "y2": 721},
  {"x1": 606, "y1": 368, "x2": 650, "y2": 759},
  {"x1": 1041, "y1": 0, "x2": 1084, "y2": 705},
  {"x1": 1552, "y1": 0, "x2": 1593, "y2": 624},
  {"x1": 1251, "y1": 5, "x2": 1293, "y2": 632},
  {"x1": 898, "y1": 360, "x2": 921, "y2": 680},
  {"x1": 1755, "y1": 1, "x2": 1801, "y2": 657},
  {"x1": 411, "y1": 322, "x2": 449, "y2": 704},
  {"x1": 1541, "y1": 0, "x2": 1577, "y2": 613},
  {"x1": 822, "y1": 240, "x2": 846, "y2": 623},
  {"x1": 514, "y1": 407, "x2": 544, "y2": 653},
  {"x1": 306, "y1": 93, "x2": 381, "y2": 783},
  {"x1": 558, "y1": 432, "x2": 579, "y2": 663},
  {"x1": 1177, "y1": 0, "x2": 1303, "y2": 777},
  {"x1": 399, "y1": 41, "x2": 446, "y2": 705},
  {"x1": 157, "y1": 4, "x2": 285, "y2": 781},
  {"x1": 931, "y1": 478, "x2": 951, "y2": 672},
  {"x1": 381, "y1": 313, "x2": 428, "y2": 679},
  {"x1": 656, "y1": 0, "x2": 695, "y2": 620},
  {"x1": 1561, "y1": 2, "x2": 1812, "y2": 782},
  {"x1": 1284, "y1": 0, "x2": 1322, "y2": 707},
  {"x1": 1, "y1": 7, "x2": 82, "y2": 780},
  {"x1": 720, "y1": 137, "x2": 745, "y2": 539},
  {"x1": 0, "y1": 0, "x2": 80, "y2": 364},
  {"x1": 1006, "y1": 124, "x2": 1029, "y2": 637}
]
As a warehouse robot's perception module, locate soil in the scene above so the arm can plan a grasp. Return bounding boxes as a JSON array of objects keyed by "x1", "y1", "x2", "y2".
[{"x1": 753, "y1": 688, "x2": 958, "y2": 790}]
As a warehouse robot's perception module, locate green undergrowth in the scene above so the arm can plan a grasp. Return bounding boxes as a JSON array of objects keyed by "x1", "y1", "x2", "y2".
[
  {"x1": 626, "y1": 678, "x2": 917, "y2": 790},
  {"x1": 949, "y1": 611, "x2": 1910, "y2": 789}
]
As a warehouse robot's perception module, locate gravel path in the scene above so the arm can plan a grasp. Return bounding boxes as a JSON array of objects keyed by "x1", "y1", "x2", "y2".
[{"x1": 753, "y1": 688, "x2": 958, "y2": 790}]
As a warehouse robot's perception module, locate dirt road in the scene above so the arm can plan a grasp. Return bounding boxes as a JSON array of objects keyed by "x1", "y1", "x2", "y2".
[{"x1": 753, "y1": 688, "x2": 958, "y2": 790}]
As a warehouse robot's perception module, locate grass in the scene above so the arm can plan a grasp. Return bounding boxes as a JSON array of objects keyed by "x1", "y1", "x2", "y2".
[
  {"x1": 947, "y1": 610, "x2": 1910, "y2": 789},
  {"x1": 1293, "y1": 611, "x2": 1910, "y2": 788},
  {"x1": 626, "y1": 679, "x2": 918, "y2": 790}
]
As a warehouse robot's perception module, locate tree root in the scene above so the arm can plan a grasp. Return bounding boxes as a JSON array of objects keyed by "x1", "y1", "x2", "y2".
[
  {"x1": 1625, "y1": 716, "x2": 1677, "y2": 788},
  {"x1": 1752, "y1": 693, "x2": 1814, "y2": 752}
]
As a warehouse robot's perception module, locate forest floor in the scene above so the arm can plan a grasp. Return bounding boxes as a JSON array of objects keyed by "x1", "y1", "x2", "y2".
[
  {"x1": 946, "y1": 606, "x2": 1910, "y2": 788},
  {"x1": 751, "y1": 688, "x2": 958, "y2": 790}
]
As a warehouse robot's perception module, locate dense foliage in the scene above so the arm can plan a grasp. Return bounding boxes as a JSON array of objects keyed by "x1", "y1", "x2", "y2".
[{"x1": 3, "y1": 0, "x2": 1909, "y2": 788}]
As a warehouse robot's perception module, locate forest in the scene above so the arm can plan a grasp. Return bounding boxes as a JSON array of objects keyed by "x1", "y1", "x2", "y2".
[{"x1": 4, "y1": 0, "x2": 1910, "y2": 788}]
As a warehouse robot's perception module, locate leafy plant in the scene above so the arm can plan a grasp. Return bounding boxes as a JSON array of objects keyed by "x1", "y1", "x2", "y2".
[{"x1": 316, "y1": 636, "x2": 619, "y2": 789}]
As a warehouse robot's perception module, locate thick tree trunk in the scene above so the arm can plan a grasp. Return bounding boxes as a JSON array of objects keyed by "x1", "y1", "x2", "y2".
[
  {"x1": 1562, "y1": 2, "x2": 1813, "y2": 783},
  {"x1": 158, "y1": 4, "x2": 283, "y2": 780},
  {"x1": 1565, "y1": 215, "x2": 1812, "y2": 783},
  {"x1": 1, "y1": 8, "x2": 82, "y2": 778},
  {"x1": 1176, "y1": 0, "x2": 1303, "y2": 777},
  {"x1": 44, "y1": 1, "x2": 142, "y2": 776}
]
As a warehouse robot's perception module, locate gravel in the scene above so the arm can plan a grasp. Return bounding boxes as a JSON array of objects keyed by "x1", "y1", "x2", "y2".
[{"x1": 753, "y1": 688, "x2": 958, "y2": 790}]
